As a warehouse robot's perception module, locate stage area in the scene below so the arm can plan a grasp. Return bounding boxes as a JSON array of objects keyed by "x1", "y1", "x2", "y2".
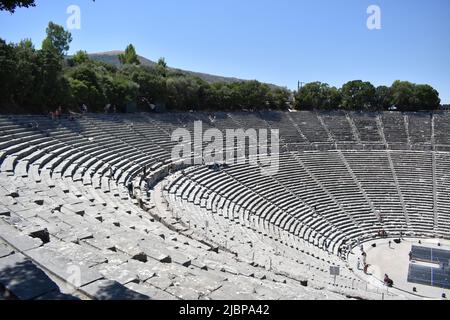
[{"x1": 351, "y1": 238, "x2": 450, "y2": 300}]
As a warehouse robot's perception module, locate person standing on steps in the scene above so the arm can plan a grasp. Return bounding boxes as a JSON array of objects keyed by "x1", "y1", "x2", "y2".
[{"x1": 127, "y1": 180, "x2": 134, "y2": 198}]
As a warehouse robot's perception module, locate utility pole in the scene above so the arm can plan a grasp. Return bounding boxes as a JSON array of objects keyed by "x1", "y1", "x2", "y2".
[{"x1": 298, "y1": 81, "x2": 305, "y2": 91}]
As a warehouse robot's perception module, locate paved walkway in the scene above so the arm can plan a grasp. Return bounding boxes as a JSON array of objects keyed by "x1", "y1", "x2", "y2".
[{"x1": 350, "y1": 238, "x2": 450, "y2": 300}]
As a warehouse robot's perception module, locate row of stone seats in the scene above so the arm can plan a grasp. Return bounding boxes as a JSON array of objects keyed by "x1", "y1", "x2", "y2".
[
  {"x1": 10, "y1": 116, "x2": 160, "y2": 187},
  {"x1": 434, "y1": 112, "x2": 450, "y2": 148},
  {"x1": 319, "y1": 111, "x2": 356, "y2": 143},
  {"x1": 258, "y1": 112, "x2": 310, "y2": 145},
  {"x1": 1, "y1": 116, "x2": 369, "y2": 300},
  {"x1": 157, "y1": 177, "x2": 369, "y2": 299},
  {"x1": 170, "y1": 149, "x2": 449, "y2": 252},
  {"x1": 390, "y1": 152, "x2": 435, "y2": 234},
  {"x1": 1, "y1": 166, "x2": 347, "y2": 300},
  {"x1": 406, "y1": 112, "x2": 433, "y2": 147},
  {"x1": 381, "y1": 113, "x2": 408, "y2": 147},
  {"x1": 348, "y1": 112, "x2": 383, "y2": 143},
  {"x1": 0, "y1": 114, "x2": 446, "y2": 241},
  {"x1": 289, "y1": 112, "x2": 331, "y2": 144},
  {"x1": 433, "y1": 152, "x2": 450, "y2": 238},
  {"x1": 270, "y1": 153, "x2": 362, "y2": 249},
  {"x1": 342, "y1": 151, "x2": 408, "y2": 229},
  {"x1": 1, "y1": 112, "x2": 449, "y2": 301},
  {"x1": 3, "y1": 111, "x2": 450, "y2": 160},
  {"x1": 176, "y1": 161, "x2": 363, "y2": 255},
  {"x1": 162, "y1": 181, "x2": 392, "y2": 300},
  {"x1": 292, "y1": 152, "x2": 377, "y2": 222},
  {"x1": 221, "y1": 163, "x2": 352, "y2": 252},
  {"x1": 168, "y1": 165, "x2": 345, "y2": 254}
]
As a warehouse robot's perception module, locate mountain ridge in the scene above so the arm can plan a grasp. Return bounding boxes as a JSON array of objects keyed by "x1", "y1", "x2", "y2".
[{"x1": 86, "y1": 51, "x2": 281, "y2": 88}]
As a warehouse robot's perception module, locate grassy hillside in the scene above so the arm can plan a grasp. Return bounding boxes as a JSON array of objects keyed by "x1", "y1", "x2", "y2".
[{"x1": 87, "y1": 51, "x2": 276, "y2": 87}]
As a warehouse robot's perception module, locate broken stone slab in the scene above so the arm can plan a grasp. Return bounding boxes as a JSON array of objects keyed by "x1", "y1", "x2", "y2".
[
  {"x1": 0, "y1": 253, "x2": 59, "y2": 300},
  {"x1": 145, "y1": 275, "x2": 174, "y2": 291},
  {"x1": 54, "y1": 228, "x2": 94, "y2": 243},
  {"x1": 80, "y1": 280, "x2": 151, "y2": 300},
  {"x1": 0, "y1": 224, "x2": 43, "y2": 252},
  {"x1": 20, "y1": 226, "x2": 51, "y2": 244},
  {"x1": 95, "y1": 264, "x2": 139, "y2": 285},
  {"x1": 43, "y1": 241, "x2": 107, "y2": 268},
  {"x1": 40, "y1": 220, "x2": 72, "y2": 236},
  {"x1": 177, "y1": 274, "x2": 223, "y2": 294},
  {"x1": 27, "y1": 247, "x2": 104, "y2": 288},
  {"x1": 125, "y1": 261, "x2": 157, "y2": 282},
  {"x1": 100, "y1": 250, "x2": 130, "y2": 267},
  {"x1": 137, "y1": 244, "x2": 172, "y2": 264},
  {"x1": 165, "y1": 285, "x2": 201, "y2": 300},
  {"x1": 166, "y1": 248, "x2": 192, "y2": 267},
  {"x1": 113, "y1": 239, "x2": 172, "y2": 264}
]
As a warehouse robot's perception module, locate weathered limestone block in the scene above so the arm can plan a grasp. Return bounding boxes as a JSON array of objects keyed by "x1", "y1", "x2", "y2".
[
  {"x1": 0, "y1": 253, "x2": 59, "y2": 300},
  {"x1": 80, "y1": 280, "x2": 150, "y2": 300}
]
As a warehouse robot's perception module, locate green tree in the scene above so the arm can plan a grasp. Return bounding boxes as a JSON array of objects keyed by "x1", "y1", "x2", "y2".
[
  {"x1": 38, "y1": 41, "x2": 68, "y2": 109},
  {"x1": 66, "y1": 63, "x2": 107, "y2": 109},
  {"x1": 121, "y1": 65, "x2": 167, "y2": 106},
  {"x1": 268, "y1": 88, "x2": 291, "y2": 110},
  {"x1": 375, "y1": 85, "x2": 391, "y2": 110},
  {"x1": 12, "y1": 39, "x2": 41, "y2": 106},
  {"x1": 413, "y1": 84, "x2": 440, "y2": 110},
  {"x1": 70, "y1": 50, "x2": 90, "y2": 65},
  {"x1": 68, "y1": 78, "x2": 90, "y2": 107},
  {"x1": 232, "y1": 81, "x2": 271, "y2": 111},
  {"x1": 156, "y1": 57, "x2": 168, "y2": 77},
  {"x1": 390, "y1": 80, "x2": 416, "y2": 111},
  {"x1": 0, "y1": 39, "x2": 16, "y2": 107},
  {"x1": 0, "y1": 0, "x2": 95, "y2": 13},
  {"x1": 108, "y1": 75, "x2": 139, "y2": 107},
  {"x1": 294, "y1": 82, "x2": 341, "y2": 110},
  {"x1": 118, "y1": 44, "x2": 140, "y2": 65},
  {"x1": 0, "y1": 0, "x2": 35, "y2": 13},
  {"x1": 43, "y1": 22, "x2": 72, "y2": 57},
  {"x1": 340, "y1": 80, "x2": 376, "y2": 110},
  {"x1": 166, "y1": 76, "x2": 202, "y2": 110}
]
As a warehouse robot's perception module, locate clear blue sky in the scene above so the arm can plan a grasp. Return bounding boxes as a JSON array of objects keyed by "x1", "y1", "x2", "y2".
[{"x1": 1, "y1": 0, "x2": 449, "y2": 103}]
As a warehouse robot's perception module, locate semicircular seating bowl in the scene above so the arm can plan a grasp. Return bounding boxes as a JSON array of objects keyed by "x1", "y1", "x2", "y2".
[{"x1": 0, "y1": 111, "x2": 449, "y2": 300}]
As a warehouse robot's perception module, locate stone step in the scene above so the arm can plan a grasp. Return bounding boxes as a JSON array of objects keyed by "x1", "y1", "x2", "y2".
[
  {"x1": 80, "y1": 279, "x2": 150, "y2": 300},
  {"x1": 0, "y1": 252, "x2": 60, "y2": 300},
  {"x1": 0, "y1": 224, "x2": 43, "y2": 252}
]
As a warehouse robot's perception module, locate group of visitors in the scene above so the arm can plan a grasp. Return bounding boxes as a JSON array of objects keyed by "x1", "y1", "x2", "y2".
[
  {"x1": 377, "y1": 229, "x2": 388, "y2": 238},
  {"x1": 48, "y1": 103, "x2": 93, "y2": 121},
  {"x1": 104, "y1": 104, "x2": 118, "y2": 114},
  {"x1": 49, "y1": 106, "x2": 63, "y2": 120}
]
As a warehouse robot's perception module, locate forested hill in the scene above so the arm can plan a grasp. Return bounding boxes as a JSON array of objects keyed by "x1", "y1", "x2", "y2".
[
  {"x1": 1, "y1": 21, "x2": 441, "y2": 115},
  {"x1": 85, "y1": 51, "x2": 264, "y2": 86}
]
